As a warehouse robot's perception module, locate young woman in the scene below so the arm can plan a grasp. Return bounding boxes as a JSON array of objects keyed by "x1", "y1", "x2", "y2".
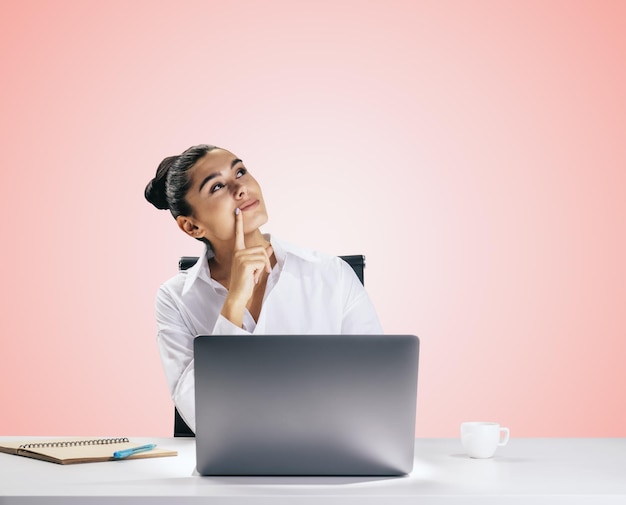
[{"x1": 145, "y1": 144, "x2": 382, "y2": 432}]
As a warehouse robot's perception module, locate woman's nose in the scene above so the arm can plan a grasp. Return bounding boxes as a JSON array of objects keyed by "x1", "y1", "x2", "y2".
[{"x1": 234, "y1": 181, "x2": 247, "y2": 199}]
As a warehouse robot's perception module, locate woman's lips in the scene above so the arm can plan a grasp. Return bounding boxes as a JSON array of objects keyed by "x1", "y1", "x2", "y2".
[{"x1": 239, "y1": 199, "x2": 260, "y2": 212}]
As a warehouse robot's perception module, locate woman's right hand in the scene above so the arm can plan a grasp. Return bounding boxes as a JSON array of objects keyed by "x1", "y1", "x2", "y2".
[{"x1": 220, "y1": 208, "x2": 273, "y2": 327}]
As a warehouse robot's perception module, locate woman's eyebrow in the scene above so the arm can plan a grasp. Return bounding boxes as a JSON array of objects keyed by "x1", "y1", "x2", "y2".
[{"x1": 198, "y1": 158, "x2": 243, "y2": 192}]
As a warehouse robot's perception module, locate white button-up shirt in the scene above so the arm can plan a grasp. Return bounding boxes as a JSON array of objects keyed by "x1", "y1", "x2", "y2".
[{"x1": 155, "y1": 235, "x2": 383, "y2": 432}]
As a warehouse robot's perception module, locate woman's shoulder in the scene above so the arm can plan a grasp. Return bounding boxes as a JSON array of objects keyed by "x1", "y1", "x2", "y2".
[
  {"x1": 157, "y1": 246, "x2": 215, "y2": 297},
  {"x1": 156, "y1": 270, "x2": 189, "y2": 299}
]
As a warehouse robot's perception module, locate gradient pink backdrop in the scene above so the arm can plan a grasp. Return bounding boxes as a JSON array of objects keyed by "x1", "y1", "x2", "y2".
[{"x1": 1, "y1": 0, "x2": 624, "y2": 437}]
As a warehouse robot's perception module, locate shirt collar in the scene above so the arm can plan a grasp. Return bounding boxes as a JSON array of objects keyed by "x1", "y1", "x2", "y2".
[
  {"x1": 181, "y1": 245, "x2": 212, "y2": 295},
  {"x1": 269, "y1": 234, "x2": 323, "y2": 265},
  {"x1": 180, "y1": 234, "x2": 322, "y2": 296}
]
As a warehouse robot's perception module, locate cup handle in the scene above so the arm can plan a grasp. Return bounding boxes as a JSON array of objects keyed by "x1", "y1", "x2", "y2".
[{"x1": 498, "y1": 427, "x2": 510, "y2": 446}]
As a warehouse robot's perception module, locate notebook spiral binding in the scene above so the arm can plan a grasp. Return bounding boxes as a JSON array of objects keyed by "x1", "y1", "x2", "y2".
[{"x1": 19, "y1": 438, "x2": 130, "y2": 449}]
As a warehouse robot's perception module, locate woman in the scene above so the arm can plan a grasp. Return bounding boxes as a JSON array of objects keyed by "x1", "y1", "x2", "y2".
[{"x1": 145, "y1": 144, "x2": 382, "y2": 432}]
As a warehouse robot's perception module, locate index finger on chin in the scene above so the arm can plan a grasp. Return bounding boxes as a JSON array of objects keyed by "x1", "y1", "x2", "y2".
[{"x1": 234, "y1": 208, "x2": 246, "y2": 250}]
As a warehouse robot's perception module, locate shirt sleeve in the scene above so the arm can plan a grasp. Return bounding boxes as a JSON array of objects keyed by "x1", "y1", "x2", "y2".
[
  {"x1": 212, "y1": 314, "x2": 253, "y2": 335},
  {"x1": 155, "y1": 286, "x2": 252, "y2": 434},
  {"x1": 155, "y1": 286, "x2": 198, "y2": 433},
  {"x1": 339, "y1": 260, "x2": 384, "y2": 334}
]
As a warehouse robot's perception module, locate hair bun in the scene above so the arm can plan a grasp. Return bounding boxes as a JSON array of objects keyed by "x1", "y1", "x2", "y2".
[{"x1": 144, "y1": 155, "x2": 178, "y2": 210}]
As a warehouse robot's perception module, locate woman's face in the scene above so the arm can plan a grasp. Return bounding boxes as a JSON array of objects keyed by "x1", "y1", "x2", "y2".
[{"x1": 179, "y1": 148, "x2": 269, "y2": 244}]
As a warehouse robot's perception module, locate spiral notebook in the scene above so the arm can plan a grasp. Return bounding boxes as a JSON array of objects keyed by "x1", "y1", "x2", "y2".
[{"x1": 0, "y1": 437, "x2": 177, "y2": 465}]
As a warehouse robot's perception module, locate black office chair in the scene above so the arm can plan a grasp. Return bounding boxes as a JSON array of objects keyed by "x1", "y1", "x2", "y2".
[{"x1": 173, "y1": 254, "x2": 366, "y2": 437}]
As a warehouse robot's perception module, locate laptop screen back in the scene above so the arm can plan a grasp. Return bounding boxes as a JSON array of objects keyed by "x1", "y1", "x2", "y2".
[{"x1": 194, "y1": 334, "x2": 419, "y2": 476}]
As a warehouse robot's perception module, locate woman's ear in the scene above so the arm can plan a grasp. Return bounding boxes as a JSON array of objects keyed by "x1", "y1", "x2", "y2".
[{"x1": 176, "y1": 216, "x2": 203, "y2": 239}]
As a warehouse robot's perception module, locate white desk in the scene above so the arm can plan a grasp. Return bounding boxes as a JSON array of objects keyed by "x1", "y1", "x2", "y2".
[{"x1": 1, "y1": 438, "x2": 625, "y2": 504}]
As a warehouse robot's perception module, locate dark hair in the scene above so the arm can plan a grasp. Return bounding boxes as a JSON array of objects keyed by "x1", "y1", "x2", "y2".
[{"x1": 144, "y1": 144, "x2": 220, "y2": 218}]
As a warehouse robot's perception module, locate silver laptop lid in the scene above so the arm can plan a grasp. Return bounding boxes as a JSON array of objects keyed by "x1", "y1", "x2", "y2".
[{"x1": 194, "y1": 334, "x2": 419, "y2": 476}]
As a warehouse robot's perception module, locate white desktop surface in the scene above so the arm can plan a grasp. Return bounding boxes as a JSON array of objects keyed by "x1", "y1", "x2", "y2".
[{"x1": 1, "y1": 437, "x2": 625, "y2": 504}]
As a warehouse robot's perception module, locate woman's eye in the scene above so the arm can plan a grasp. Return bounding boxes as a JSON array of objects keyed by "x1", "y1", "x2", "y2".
[
  {"x1": 210, "y1": 182, "x2": 224, "y2": 193},
  {"x1": 236, "y1": 167, "x2": 247, "y2": 178}
]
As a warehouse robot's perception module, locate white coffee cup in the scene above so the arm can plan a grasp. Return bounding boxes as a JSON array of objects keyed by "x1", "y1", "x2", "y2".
[{"x1": 460, "y1": 422, "x2": 510, "y2": 459}]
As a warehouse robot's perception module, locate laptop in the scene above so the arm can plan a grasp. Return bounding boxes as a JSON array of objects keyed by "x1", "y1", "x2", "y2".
[{"x1": 193, "y1": 334, "x2": 419, "y2": 476}]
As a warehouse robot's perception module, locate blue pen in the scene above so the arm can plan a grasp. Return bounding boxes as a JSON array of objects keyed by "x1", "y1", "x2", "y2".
[{"x1": 113, "y1": 444, "x2": 157, "y2": 459}]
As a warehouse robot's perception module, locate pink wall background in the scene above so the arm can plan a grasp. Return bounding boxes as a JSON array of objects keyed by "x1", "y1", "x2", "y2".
[{"x1": 1, "y1": 0, "x2": 624, "y2": 438}]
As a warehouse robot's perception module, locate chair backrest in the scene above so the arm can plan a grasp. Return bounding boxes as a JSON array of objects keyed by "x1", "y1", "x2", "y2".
[
  {"x1": 173, "y1": 254, "x2": 366, "y2": 437},
  {"x1": 178, "y1": 254, "x2": 365, "y2": 285}
]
